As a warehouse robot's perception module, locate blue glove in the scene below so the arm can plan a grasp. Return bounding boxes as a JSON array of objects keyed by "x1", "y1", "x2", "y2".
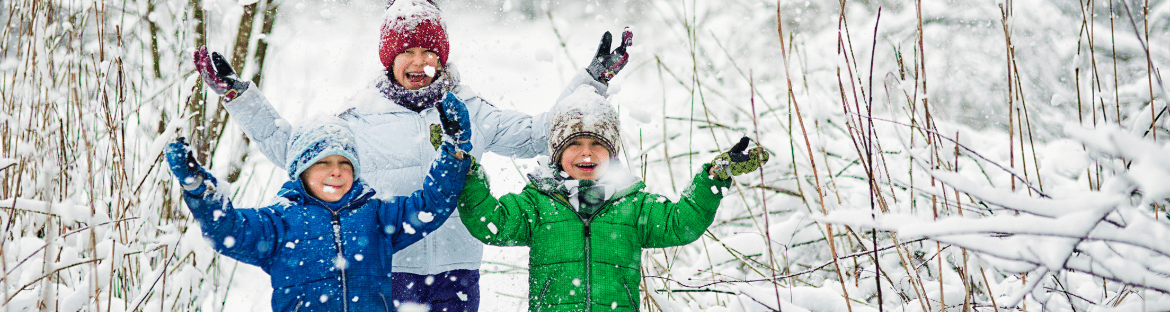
[
  {"x1": 164, "y1": 138, "x2": 217, "y2": 196},
  {"x1": 437, "y1": 92, "x2": 473, "y2": 154}
]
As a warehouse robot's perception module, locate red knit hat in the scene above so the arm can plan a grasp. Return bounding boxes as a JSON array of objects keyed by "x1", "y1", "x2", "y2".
[{"x1": 378, "y1": 0, "x2": 449, "y2": 69}]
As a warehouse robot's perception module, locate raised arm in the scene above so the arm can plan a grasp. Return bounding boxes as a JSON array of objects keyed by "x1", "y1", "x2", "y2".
[
  {"x1": 383, "y1": 93, "x2": 474, "y2": 250},
  {"x1": 641, "y1": 137, "x2": 769, "y2": 247},
  {"x1": 194, "y1": 47, "x2": 292, "y2": 167},
  {"x1": 165, "y1": 138, "x2": 285, "y2": 266},
  {"x1": 474, "y1": 28, "x2": 634, "y2": 159}
]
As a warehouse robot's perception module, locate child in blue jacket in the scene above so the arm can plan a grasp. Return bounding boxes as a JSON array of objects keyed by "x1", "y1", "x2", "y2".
[{"x1": 164, "y1": 95, "x2": 474, "y2": 311}]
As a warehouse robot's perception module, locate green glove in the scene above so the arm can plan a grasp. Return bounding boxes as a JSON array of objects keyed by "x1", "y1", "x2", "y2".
[
  {"x1": 430, "y1": 124, "x2": 443, "y2": 150},
  {"x1": 711, "y1": 136, "x2": 769, "y2": 180}
]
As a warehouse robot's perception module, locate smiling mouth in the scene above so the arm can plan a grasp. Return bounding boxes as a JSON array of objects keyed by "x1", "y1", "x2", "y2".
[
  {"x1": 405, "y1": 72, "x2": 428, "y2": 82},
  {"x1": 575, "y1": 163, "x2": 597, "y2": 170}
]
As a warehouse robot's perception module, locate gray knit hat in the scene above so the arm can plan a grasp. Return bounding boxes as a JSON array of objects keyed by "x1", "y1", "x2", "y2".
[
  {"x1": 286, "y1": 117, "x2": 361, "y2": 180},
  {"x1": 548, "y1": 86, "x2": 621, "y2": 167}
]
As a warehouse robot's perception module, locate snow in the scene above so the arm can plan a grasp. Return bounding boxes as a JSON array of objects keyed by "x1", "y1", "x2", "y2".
[
  {"x1": 417, "y1": 211, "x2": 434, "y2": 222},
  {"x1": 7, "y1": 0, "x2": 1170, "y2": 311}
]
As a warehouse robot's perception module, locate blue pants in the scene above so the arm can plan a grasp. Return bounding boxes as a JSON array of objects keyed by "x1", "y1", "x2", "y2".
[{"x1": 392, "y1": 270, "x2": 480, "y2": 312}]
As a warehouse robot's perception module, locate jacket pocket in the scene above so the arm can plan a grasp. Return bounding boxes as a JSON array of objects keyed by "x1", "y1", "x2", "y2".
[
  {"x1": 622, "y1": 282, "x2": 638, "y2": 310},
  {"x1": 535, "y1": 276, "x2": 554, "y2": 312}
]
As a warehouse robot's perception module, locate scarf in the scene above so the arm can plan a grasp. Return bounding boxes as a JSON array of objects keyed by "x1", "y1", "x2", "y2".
[{"x1": 376, "y1": 66, "x2": 457, "y2": 112}]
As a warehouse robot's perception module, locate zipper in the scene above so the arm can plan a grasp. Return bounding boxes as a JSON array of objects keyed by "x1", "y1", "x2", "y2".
[
  {"x1": 584, "y1": 218, "x2": 593, "y2": 312},
  {"x1": 331, "y1": 210, "x2": 349, "y2": 312},
  {"x1": 418, "y1": 110, "x2": 434, "y2": 274},
  {"x1": 550, "y1": 190, "x2": 621, "y2": 312}
]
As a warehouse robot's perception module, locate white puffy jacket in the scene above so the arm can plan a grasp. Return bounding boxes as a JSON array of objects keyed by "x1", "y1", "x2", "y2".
[{"x1": 224, "y1": 69, "x2": 604, "y2": 274}]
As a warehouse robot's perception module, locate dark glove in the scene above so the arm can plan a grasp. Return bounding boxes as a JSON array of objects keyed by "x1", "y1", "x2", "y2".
[
  {"x1": 194, "y1": 46, "x2": 248, "y2": 102},
  {"x1": 436, "y1": 92, "x2": 473, "y2": 154},
  {"x1": 584, "y1": 27, "x2": 633, "y2": 85},
  {"x1": 711, "y1": 137, "x2": 770, "y2": 180},
  {"x1": 164, "y1": 138, "x2": 217, "y2": 196}
]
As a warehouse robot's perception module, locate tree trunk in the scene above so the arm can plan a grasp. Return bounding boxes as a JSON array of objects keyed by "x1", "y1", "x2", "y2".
[{"x1": 251, "y1": 0, "x2": 278, "y2": 87}]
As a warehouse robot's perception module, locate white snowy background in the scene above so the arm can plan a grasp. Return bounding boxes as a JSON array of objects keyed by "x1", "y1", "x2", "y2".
[{"x1": 2, "y1": 0, "x2": 1170, "y2": 311}]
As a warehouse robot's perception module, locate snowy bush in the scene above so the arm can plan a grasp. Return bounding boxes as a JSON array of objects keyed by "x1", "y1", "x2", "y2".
[{"x1": 2, "y1": 0, "x2": 1168, "y2": 311}]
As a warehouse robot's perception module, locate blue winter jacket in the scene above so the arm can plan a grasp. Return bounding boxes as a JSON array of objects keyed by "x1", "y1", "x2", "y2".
[{"x1": 181, "y1": 149, "x2": 471, "y2": 312}]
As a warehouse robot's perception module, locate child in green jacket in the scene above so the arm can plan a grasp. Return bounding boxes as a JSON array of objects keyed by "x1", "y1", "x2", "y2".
[{"x1": 456, "y1": 86, "x2": 769, "y2": 311}]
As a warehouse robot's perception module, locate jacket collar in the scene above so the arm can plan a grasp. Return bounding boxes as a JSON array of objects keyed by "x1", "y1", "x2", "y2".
[
  {"x1": 278, "y1": 177, "x2": 376, "y2": 212},
  {"x1": 345, "y1": 64, "x2": 463, "y2": 116},
  {"x1": 527, "y1": 162, "x2": 644, "y2": 201}
]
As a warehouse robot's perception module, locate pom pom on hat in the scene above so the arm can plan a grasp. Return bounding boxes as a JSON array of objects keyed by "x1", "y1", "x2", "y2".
[
  {"x1": 548, "y1": 86, "x2": 621, "y2": 167},
  {"x1": 379, "y1": 0, "x2": 449, "y2": 69},
  {"x1": 286, "y1": 117, "x2": 361, "y2": 180}
]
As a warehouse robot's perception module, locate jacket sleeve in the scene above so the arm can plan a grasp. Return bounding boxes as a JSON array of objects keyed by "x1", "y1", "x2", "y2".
[
  {"x1": 182, "y1": 187, "x2": 286, "y2": 267},
  {"x1": 463, "y1": 93, "x2": 548, "y2": 159},
  {"x1": 381, "y1": 145, "x2": 473, "y2": 250},
  {"x1": 457, "y1": 164, "x2": 535, "y2": 246},
  {"x1": 639, "y1": 164, "x2": 732, "y2": 248},
  {"x1": 463, "y1": 70, "x2": 605, "y2": 159},
  {"x1": 222, "y1": 82, "x2": 293, "y2": 168}
]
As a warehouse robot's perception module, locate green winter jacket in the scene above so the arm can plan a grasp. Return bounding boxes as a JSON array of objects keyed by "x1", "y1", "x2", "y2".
[{"x1": 458, "y1": 163, "x2": 730, "y2": 311}]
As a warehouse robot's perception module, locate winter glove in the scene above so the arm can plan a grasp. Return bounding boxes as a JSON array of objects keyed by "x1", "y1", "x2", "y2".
[
  {"x1": 710, "y1": 137, "x2": 770, "y2": 180},
  {"x1": 164, "y1": 137, "x2": 217, "y2": 197},
  {"x1": 436, "y1": 92, "x2": 473, "y2": 154},
  {"x1": 194, "y1": 46, "x2": 249, "y2": 102},
  {"x1": 584, "y1": 27, "x2": 633, "y2": 85}
]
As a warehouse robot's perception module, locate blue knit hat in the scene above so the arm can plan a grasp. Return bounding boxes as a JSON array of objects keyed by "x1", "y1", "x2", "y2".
[{"x1": 285, "y1": 117, "x2": 361, "y2": 180}]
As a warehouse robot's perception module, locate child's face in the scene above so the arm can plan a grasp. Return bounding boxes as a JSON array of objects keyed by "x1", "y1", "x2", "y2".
[
  {"x1": 559, "y1": 137, "x2": 610, "y2": 180},
  {"x1": 301, "y1": 154, "x2": 355, "y2": 203},
  {"x1": 392, "y1": 47, "x2": 441, "y2": 90}
]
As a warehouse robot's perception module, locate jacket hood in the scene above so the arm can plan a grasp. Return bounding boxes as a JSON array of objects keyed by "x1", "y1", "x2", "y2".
[{"x1": 277, "y1": 176, "x2": 377, "y2": 212}]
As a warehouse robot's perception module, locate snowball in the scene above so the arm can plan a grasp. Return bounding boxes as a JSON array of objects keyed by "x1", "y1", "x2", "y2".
[
  {"x1": 418, "y1": 211, "x2": 434, "y2": 223},
  {"x1": 424, "y1": 65, "x2": 436, "y2": 77}
]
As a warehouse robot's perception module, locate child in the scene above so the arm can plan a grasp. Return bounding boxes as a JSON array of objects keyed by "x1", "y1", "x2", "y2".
[
  {"x1": 163, "y1": 96, "x2": 473, "y2": 312},
  {"x1": 455, "y1": 87, "x2": 769, "y2": 311},
  {"x1": 193, "y1": 0, "x2": 633, "y2": 308}
]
